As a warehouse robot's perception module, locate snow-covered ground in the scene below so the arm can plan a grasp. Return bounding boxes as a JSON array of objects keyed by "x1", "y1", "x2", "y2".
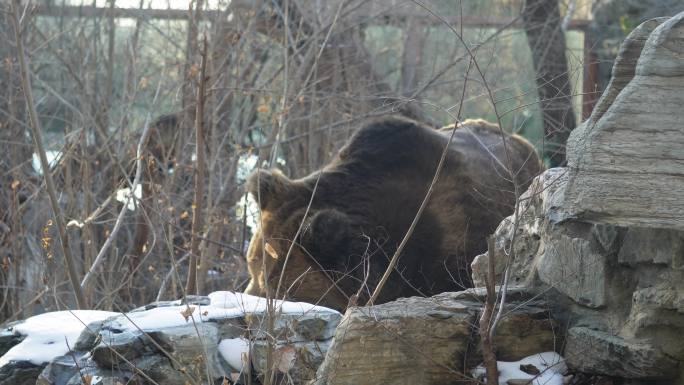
[
  {"x1": 471, "y1": 352, "x2": 568, "y2": 385},
  {"x1": 0, "y1": 292, "x2": 338, "y2": 369}
]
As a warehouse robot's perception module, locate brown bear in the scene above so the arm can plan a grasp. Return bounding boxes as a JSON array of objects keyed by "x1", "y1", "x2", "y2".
[{"x1": 244, "y1": 116, "x2": 542, "y2": 310}]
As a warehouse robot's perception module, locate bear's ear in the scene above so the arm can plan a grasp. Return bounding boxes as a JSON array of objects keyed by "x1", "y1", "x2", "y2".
[
  {"x1": 300, "y1": 209, "x2": 353, "y2": 267},
  {"x1": 247, "y1": 168, "x2": 293, "y2": 211}
]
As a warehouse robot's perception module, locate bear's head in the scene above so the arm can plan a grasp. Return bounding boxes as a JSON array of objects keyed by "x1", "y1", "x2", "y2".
[{"x1": 243, "y1": 168, "x2": 352, "y2": 310}]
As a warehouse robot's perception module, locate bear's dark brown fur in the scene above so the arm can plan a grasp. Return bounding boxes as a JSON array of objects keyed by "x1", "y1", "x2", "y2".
[{"x1": 244, "y1": 116, "x2": 542, "y2": 310}]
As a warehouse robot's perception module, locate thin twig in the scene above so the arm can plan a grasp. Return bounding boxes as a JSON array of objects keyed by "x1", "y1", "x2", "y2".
[
  {"x1": 186, "y1": 34, "x2": 208, "y2": 295},
  {"x1": 479, "y1": 236, "x2": 499, "y2": 384}
]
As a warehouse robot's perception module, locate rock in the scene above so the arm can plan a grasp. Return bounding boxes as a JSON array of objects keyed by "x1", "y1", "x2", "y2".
[
  {"x1": 0, "y1": 322, "x2": 25, "y2": 358},
  {"x1": 91, "y1": 327, "x2": 147, "y2": 368},
  {"x1": 561, "y1": 13, "x2": 684, "y2": 230},
  {"x1": 140, "y1": 355, "x2": 198, "y2": 385},
  {"x1": 0, "y1": 292, "x2": 342, "y2": 385},
  {"x1": 90, "y1": 299, "x2": 231, "y2": 382},
  {"x1": 591, "y1": 224, "x2": 623, "y2": 255},
  {"x1": 246, "y1": 311, "x2": 341, "y2": 342},
  {"x1": 313, "y1": 290, "x2": 558, "y2": 385},
  {"x1": 313, "y1": 295, "x2": 476, "y2": 385},
  {"x1": 73, "y1": 320, "x2": 105, "y2": 351},
  {"x1": 453, "y1": 288, "x2": 559, "y2": 362},
  {"x1": 621, "y1": 279, "x2": 684, "y2": 363},
  {"x1": 88, "y1": 294, "x2": 342, "y2": 384},
  {"x1": 493, "y1": 307, "x2": 559, "y2": 362},
  {"x1": 471, "y1": 168, "x2": 568, "y2": 288},
  {"x1": 565, "y1": 327, "x2": 678, "y2": 379},
  {"x1": 473, "y1": 168, "x2": 611, "y2": 309},
  {"x1": 0, "y1": 361, "x2": 45, "y2": 385},
  {"x1": 146, "y1": 323, "x2": 227, "y2": 379},
  {"x1": 247, "y1": 311, "x2": 341, "y2": 384},
  {"x1": 252, "y1": 340, "x2": 333, "y2": 383},
  {"x1": 469, "y1": 14, "x2": 684, "y2": 384},
  {"x1": 450, "y1": 286, "x2": 535, "y2": 303},
  {"x1": 36, "y1": 353, "x2": 90, "y2": 385},
  {"x1": 631, "y1": 285, "x2": 684, "y2": 314},
  {"x1": 536, "y1": 222, "x2": 607, "y2": 308},
  {"x1": 583, "y1": 18, "x2": 669, "y2": 124},
  {"x1": 618, "y1": 227, "x2": 684, "y2": 267}
]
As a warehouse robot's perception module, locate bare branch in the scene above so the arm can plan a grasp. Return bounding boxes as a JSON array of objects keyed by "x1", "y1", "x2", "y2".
[{"x1": 186, "y1": 35, "x2": 208, "y2": 295}]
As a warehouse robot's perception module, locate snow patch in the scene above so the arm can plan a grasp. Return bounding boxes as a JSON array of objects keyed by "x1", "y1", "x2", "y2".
[
  {"x1": 31, "y1": 151, "x2": 61, "y2": 175},
  {"x1": 218, "y1": 338, "x2": 250, "y2": 371},
  {"x1": 115, "y1": 184, "x2": 142, "y2": 211},
  {"x1": 471, "y1": 352, "x2": 567, "y2": 385},
  {"x1": 0, "y1": 310, "x2": 116, "y2": 367}
]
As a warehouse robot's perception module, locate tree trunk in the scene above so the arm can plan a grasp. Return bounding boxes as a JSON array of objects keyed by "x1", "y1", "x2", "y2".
[{"x1": 522, "y1": 0, "x2": 576, "y2": 167}]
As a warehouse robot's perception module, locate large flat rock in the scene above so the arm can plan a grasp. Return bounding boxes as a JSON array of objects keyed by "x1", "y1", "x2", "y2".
[
  {"x1": 313, "y1": 295, "x2": 477, "y2": 385},
  {"x1": 313, "y1": 290, "x2": 558, "y2": 385}
]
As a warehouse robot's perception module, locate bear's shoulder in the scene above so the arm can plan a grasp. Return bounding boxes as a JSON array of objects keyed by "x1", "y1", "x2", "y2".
[{"x1": 330, "y1": 116, "x2": 442, "y2": 172}]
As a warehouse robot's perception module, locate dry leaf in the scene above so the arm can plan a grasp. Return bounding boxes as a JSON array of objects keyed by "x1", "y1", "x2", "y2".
[
  {"x1": 2, "y1": 256, "x2": 11, "y2": 272},
  {"x1": 180, "y1": 306, "x2": 195, "y2": 321},
  {"x1": 188, "y1": 64, "x2": 200, "y2": 78}
]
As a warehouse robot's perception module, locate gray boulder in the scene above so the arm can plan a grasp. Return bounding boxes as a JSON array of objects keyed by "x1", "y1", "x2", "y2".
[
  {"x1": 472, "y1": 14, "x2": 684, "y2": 383},
  {"x1": 313, "y1": 289, "x2": 558, "y2": 385}
]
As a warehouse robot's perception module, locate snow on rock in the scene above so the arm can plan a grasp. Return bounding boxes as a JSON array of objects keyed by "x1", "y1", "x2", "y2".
[
  {"x1": 0, "y1": 292, "x2": 341, "y2": 385},
  {"x1": 108, "y1": 291, "x2": 338, "y2": 333},
  {"x1": 0, "y1": 310, "x2": 116, "y2": 367},
  {"x1": 207, "y1": 291, "x2": 338, "y2": 315},
  {"x1": 471, "y1": 352, "x2": 567, "y2": 385},
  {"x1": 218, "y1": 338, "x2": 250, "y2": 372}
]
